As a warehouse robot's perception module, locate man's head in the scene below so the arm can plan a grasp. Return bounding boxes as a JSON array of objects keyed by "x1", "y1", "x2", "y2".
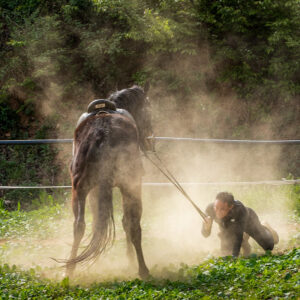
[{"x1": 214, "y1": 192, "x2": 234, "y2": 219}]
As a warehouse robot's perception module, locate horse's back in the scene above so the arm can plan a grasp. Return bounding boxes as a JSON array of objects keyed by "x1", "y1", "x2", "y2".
[{"x1": 71, "y1": 113, "x2": 142, "y2": 188}]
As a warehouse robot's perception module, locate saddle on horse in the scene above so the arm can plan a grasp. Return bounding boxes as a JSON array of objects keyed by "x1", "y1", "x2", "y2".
[{"x1": 76, "y1": 99, "x2": 135, "y2": 129}]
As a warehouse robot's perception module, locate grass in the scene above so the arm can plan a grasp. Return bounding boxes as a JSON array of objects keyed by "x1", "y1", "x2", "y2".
[
  {"x1": 0, "y1": 203, "x2": 68, "y2": 240},
  {"x1": 0, "y1": 249, "x2": 299, "y2": 299},
  {"x1": 0, "y1": 185, "x2": 299, "y2": 298}
]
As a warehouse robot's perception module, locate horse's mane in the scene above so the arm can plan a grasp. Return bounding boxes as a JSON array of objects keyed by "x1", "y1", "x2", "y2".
[{"x1": 108, "y1": 85, "x2": 145, "y2": 113}]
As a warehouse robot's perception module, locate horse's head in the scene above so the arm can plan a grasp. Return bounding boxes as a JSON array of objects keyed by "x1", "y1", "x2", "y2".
[{"x1": 108, "y1": 85, "x2": 154, "y2": 152}]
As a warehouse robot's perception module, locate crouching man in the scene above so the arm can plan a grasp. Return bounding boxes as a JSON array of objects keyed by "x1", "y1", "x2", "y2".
[{"x1": 202, "y1": 192, "x2": 279, "y2": 257}]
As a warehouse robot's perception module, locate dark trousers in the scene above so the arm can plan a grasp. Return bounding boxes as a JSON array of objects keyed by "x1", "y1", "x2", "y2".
[
  {"x1": 245, "y1": 207, "x2": 274, "y2": 250},
  {"x1": 219, "y1": 208, "x2": 274, "y2": 255}
]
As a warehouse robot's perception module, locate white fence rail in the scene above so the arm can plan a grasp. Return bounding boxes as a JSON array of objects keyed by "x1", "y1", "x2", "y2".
[{"x1": 0, "y1": 137, "x2": 299, "y2": 189}]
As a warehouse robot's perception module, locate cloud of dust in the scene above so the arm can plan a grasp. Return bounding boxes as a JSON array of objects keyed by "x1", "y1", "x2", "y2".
[
  {"x1": 137, "y1": 52, "x2": 298, "y2": 274},
  {"x1": 7, "y1": 21, "x2": 297, "y2": 282},
  {"x1": 18, "y1": 18, "x2": 101, "y2": 139},
  {"x1": 1, "y1": 204, "x2": 146, "y2": 282},
  {"x1": 2, "y1": 179, "x2": 297, "y2": 283}
]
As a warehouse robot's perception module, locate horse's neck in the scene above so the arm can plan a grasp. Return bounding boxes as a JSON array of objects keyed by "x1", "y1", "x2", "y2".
[
  {"x1": 116, "y1": 108, "x2": 135, "y2": 123},
  {"x1": 114, "y1": 101, "x2": 138, "y2": 122}
]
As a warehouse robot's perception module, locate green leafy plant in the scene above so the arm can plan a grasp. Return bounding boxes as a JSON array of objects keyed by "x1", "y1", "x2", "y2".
[{"x1": 0, "y1": 249, "x2": 299, "y2": 298}]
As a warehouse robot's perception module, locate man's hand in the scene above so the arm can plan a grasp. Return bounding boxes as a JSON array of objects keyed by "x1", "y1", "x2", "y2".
[
  {"x1": 143, "y1": 135, "x2": 155, "y2": 152},
  {"x1": 202, "y1": 216, "x2": 213, "y2": 237},
  {"x1": 203, "y1": 216, "x2": 212, "y2": 229}
]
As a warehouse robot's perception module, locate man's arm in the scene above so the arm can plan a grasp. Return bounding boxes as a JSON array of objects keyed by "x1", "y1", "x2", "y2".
[
  {"x1": 228, "y1": 222, "x2": 244, "y2": 257},
  {"x1": 227, "y1": 205, "x2": 247, "y2": 257},
  {"x1": 201, "y1": 216, "x2": 213, "y2": 237},
  {"x1": 201, "y1": 203, "x2": 214, "y2": 237}
]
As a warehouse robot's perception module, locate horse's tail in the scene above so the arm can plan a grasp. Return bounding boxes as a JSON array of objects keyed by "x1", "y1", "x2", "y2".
[
  {"x1": 60, "y1": 116, "x2": 117, "y2": 268},
  {"x1": 66, "y1": 183, "x2": 115, "y2": 267}
]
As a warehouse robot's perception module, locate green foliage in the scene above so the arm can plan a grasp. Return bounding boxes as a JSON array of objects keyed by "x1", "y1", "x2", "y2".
[
  {"x1": 0, "y1": 249, "x2": 299, "y2": 298},
  {"x1": 0, "y1": 104, "x2": 19, "y2": 138},
  {"x1": 193, "y1": 0, "x2": 300, "y2": 100},
  {"x1": 0, "y1": 201, "x2": 68, "y2": 239},
  {"x1": 1, "y1": 0, "x2": 299, "y2": 103},
  {"x1": 0, "y1": 189, "x2": 298, "y2": 297},
  {"x1": 0, "y1": 0, "x2": 299, "y2": 208},
  {"x1": 0, "y1": 141, "x2": 63, "y2": 209},
  {"x1": 291, "y1": 180, "x2": 300, "y2": 216},
  {"x1": 0, "y1": 2, "x2": 299, "y2": 296}
]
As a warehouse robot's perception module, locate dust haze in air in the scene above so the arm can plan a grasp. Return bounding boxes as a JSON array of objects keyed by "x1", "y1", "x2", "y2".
[{"x1": 3, "y1": 25, "x2": 298, "y2": 282}]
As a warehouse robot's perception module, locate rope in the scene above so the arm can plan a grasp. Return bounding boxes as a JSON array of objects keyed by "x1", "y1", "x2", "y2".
[
  {"x1": 144, "y1": 151, "x2": 207, "y2": 220},
  {"x1": 1, "y1": 137, "x2": 300, "y2": 145}
]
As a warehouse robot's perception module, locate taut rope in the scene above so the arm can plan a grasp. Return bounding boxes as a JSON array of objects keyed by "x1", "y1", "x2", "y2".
[{"x1": 144, "y1": 151, "x2": 207, "y2": 221}]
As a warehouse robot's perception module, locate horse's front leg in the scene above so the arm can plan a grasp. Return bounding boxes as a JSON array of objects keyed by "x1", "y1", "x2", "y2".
[{"x1": 66, "y1": 186, "x2": 87, "y2": 277}]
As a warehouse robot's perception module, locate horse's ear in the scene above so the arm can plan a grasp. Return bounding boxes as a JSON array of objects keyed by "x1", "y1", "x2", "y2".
[{"x1": 144, "y1": 81, "x2": 150, "y2": 94}]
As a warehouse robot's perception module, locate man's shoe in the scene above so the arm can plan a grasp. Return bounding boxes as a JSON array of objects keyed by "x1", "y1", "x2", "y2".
[{"x1": 263, "y1": 222, "x2": 279, "y2": 244}]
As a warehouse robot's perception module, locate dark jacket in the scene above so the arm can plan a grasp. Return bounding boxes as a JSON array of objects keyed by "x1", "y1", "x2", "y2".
[{"x1": 202, "y1": 200, "x2": 248, "y2": 257}]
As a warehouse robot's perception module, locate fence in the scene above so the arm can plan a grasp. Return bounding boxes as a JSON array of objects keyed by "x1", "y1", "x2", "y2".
[
  {"x1": 0, "y1": 137, "x2": 299, "y2": 190},
  {"x1": 1, "y1": 137, "x2": 300, "y2": 145}
]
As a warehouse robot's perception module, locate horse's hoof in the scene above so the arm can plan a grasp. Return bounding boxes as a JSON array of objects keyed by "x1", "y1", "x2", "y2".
[
  {"x1": 65, "y1": 267, "x2": 75, "y2": 279},
  {"x1": 65, "y1": 271, "x2": 72, "y2": 278},
  {"x1": 139, "y1": 268, "x2": 150, "y2": 280}
]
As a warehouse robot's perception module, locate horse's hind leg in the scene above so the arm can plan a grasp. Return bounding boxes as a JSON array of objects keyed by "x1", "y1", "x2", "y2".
[
  {"x1": 120, "y1": 183, "x2": 149, "y2": 279},
  {"x1": 66, "y1": 185, "x2": 88, "y2": 277},
  {"x1": 121, "y1": 202, "x2": 135, "y2": 266}
]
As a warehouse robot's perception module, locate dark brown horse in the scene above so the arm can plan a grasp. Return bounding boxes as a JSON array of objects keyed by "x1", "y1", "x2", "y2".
[{"x1": 66, "y1": 85, "x2": 153, "y2": 279}]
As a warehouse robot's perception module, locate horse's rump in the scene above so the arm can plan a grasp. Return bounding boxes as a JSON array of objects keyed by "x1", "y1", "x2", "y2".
[
  {"x1": 65, "y1": 112, "x2": 143, "y2": 266},
  {"x1": 71, "y1": 113, "x2": 142, "y2": 189}
]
